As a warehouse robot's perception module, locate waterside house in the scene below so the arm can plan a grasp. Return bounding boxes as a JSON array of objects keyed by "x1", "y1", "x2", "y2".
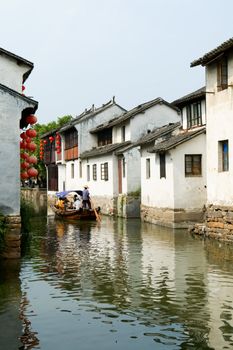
[
  {"x1": 81, "y1": 97, "x2": 180, "y2": 216},
  {"x1": 139, "y1": 87, "x2": 206, "y2": 228},
  {"x1": 190, "y1": 37, "x2": 233, "y2": 240},
  {"x1": 0, "y1": 47, "x2": 38, "y2": 258}
]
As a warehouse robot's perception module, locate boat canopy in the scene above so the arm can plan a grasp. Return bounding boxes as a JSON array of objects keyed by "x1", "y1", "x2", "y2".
[{"x1": 55, "y1": 190, "x2": 83, "y2": 198}]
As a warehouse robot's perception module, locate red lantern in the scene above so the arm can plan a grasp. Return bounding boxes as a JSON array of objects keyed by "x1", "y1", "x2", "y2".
[
  {"x1": 20, "y1": 152, "x2": 29, "y2": 160},
  {"x1": 26, "y1": 129, "x2": 37, "y2": 138},
  {"x1": 20, "y1": 132, "x2": 27, "y2": 140},
  {"x1": 22, "y1": 85, "x2": 25, "y2": 91},
  {"x1": 25, "y1": 114, "x2": 37, "y2": 125},
  {"x1": 20, "y1": 141, "x2": 27, "y2": 149},
  {"x1": 27, "y1": 167, "x2": 38, "y2": 178},
  {"x1": 28, "y1": 155, "x2": 37, "y2": 164},
  {"x1": 49, "y1": 136, "x2": 54, "y2": 143},
  {"x1": 26, "y1": 142, "x2": 37, "y2": 151},
  {"x1": 43, "y1": 140, "x2": 47, "y2": 144},
  {"x1": 21, "y1": 171, "x2": 29, "y2": 180},
  {"x1": 21, "y1": 162, "x2": 30, "y2": 169},
  {"x1": 25, "y1": 137, "x2": 32, "y2": 143}
]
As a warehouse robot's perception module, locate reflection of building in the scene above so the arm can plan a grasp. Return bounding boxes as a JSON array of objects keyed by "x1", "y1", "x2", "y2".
[
  {"x1": 0, "y1": 48, "x2": 38, "y2": 258},
  {"x1": 0, "y1": 260, "x2": 22, "y2": 348},
  {"x1": 191, "y1": 38, "x2": 233, "y2": 240}
]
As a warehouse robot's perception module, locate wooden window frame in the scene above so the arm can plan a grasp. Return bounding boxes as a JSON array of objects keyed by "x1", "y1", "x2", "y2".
[
  {"x1": 87, "y1": 164, "x2": 90, "y2": 182},
  {"x1": 186, "y1": 101, "x2": 202, "y2": 129},
  {"x1": 185, "y1": 154, "x2": 202, "y2": 176},
  {"x1": 71, "y1": 163, "x2": 74, "y2": 179},
  {"x1": 122, "y1": 158, "x2": 126, "y2": 178},
  {"x1": 146, "y1": 158, "x2": 150, "y2": 179},
  {"x1": 217, "y1": 56, "x2": 228, "y2": 91},
  {"x1": 93, "y1": 164, "x2": 97, "y2": 181},
  {"x1": 101, "y1": 162, "x2": 108, "y2": 181},
  {"x1": 218, "y1": 140, "x2": 229, "y2": 172},
  {"x1": 159, "y1": 153, "x2": 166, "y2": 178}
]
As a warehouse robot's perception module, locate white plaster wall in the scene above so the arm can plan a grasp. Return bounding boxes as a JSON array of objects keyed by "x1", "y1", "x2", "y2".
[
  {"x1": 58, "y1": 164, "x2": 66, "y2": 191},
  {"x1": 172, "y1": 133, "x2": 207, "y2": 209},
  {"x1": 113, "y1": 120, "x2": 130, "y2": 143},
  {"x1": 0, "y1": 55, "x2": 30, "y2": 92},
  {"x1": 124, "y1": 147, "x2": 141, "y2": 194},
  {"x1": 206, "y1": 50, "x2": 233, "y2": 205},
  {"x1": 0, "y1": 91, "x2": 35, "y2": 215},
  {"x1": 65, "y1": 159, "x2": 80, "y2": 190},
  {"x1": 80, "y1": 155, "x2": 114, "y2": 196},
  {"x1": 141, "y1": 147, "x2": 175, "y2": 208},
  {"x1": 131, "y1": 104, "x2": 180, "y2": 142},
  {"x1": 76, "y1": 105, "x2": 124, "y2": 154},
  {"x1": 181, "y1": 99, "x2": 206, "y2": 129}
]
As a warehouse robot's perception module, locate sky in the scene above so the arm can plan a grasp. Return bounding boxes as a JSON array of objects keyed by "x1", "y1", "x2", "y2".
[{"x1": 1, "y1": 0, "x2": 233, "y2": 124}]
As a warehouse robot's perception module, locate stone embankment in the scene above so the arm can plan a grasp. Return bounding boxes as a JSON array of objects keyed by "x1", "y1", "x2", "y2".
[{"x1": 189, "y1": 205, "x2": 233, "y2": 242}]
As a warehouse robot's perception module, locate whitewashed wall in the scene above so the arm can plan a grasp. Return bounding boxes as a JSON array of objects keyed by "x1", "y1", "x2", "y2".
[
  {"x1": 113, "y1": 120, "x2": 130, "y2": 143},
  {"x1": 0, "y1": 54, "x2": 30, "y2": 92},
  {"x1": 123, "y1": 147, "x2": 141, "y2": 194},
  {"x1": 131, "y1": 104, "x2": 180, "y2": 142},
  {"x1": 80, "y1": 154, "x2": 114, "y2": 196},
  {"x1": 0, "y1": 91, "x2": 35, "y2": 215},
  {"x1": 206, "y1": 50, "x2": 233, "y2": 205},
  {"x1": 76, "y1": 105, "x2": 125, "y2": 154},
  {"x1": 141, "y1": 148, "x2": 175, "y2": 208},
  {"x1": 141, "y1": 133, "x2": 206, "y2": 211},
  {"x1": 172, "y1": 133, "x2": 206, "y2": 209}
]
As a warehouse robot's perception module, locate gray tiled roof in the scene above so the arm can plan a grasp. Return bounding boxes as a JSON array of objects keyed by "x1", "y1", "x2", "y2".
[
  {"x1": 149, "y1": 127, "x2": 206, "y2": 153},
  {"x1": 0, "y1": 82, "x2": 38, "y2": 106},
  {"x1": 90, "y1": 97, "x2": 180, "y2": 134},
  {"x1": 79, "y1": 141, "x2": 131, "y2": 159},
  {"x1": 172, "y1": 87, "x2": 206, "y2": 106},
  {"x1": 190, "y1": 37, "x2": 233, "y2": 67},
  {"x1": 115, "y1": 122, "x2": 181, "y2": 155}
]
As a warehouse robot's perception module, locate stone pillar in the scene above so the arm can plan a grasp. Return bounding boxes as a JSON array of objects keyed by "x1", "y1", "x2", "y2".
[{"x1": 2, "y1": 215, "x2": 21, "y2": 259}]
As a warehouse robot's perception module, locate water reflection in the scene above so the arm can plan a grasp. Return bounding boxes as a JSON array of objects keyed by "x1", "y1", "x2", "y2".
[{"x1": 1, "y1": 216, "x2": 233, "y2": 349}]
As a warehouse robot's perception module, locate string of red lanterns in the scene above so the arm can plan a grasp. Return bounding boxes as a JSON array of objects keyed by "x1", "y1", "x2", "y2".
[{"x1": 20, "y1": 114, "x2": 38, "y2": 180}]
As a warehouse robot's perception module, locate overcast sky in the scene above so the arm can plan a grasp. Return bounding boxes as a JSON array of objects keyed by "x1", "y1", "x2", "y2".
[{"x1": 1, "y1": 0, "x2": 233, "y2": 123}]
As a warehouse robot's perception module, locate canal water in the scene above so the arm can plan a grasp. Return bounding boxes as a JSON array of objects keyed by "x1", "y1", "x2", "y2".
[{"x1": 1, "y1": 215, "x2": 233, "y2": 350}]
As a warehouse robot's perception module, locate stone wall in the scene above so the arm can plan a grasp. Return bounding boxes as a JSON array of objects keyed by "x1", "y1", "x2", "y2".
[
  {"x1": 1, "y1": 215, "x2": 21, "y2": 259},
  {"x1": 21, "y1": 188, "x2": 47, "y2": 214},
  {"x1": 141, "y1": 204, "x2": 204, "y2": 228},
  {"x1": 190, "y1": 205, "x2": 233, "y2": 242},
  {"x1": 117, "y1": 194, "x2": 140, "y2": 218}
]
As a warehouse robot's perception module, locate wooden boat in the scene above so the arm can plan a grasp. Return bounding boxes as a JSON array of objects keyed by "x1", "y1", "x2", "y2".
[{"x1": 51, "y1": 205, "x2": 100, "y2": 221}]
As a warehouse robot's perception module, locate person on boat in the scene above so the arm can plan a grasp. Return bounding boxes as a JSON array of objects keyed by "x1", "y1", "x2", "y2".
[
  {"x1": 82, "y1": 185, "x2": 91, "y2": 209},
  {"x1": 73, "y1": 194, "x2": 82, "y2": 210}
]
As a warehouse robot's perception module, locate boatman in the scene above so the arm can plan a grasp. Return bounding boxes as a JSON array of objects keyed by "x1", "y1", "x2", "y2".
[{"x1": 82, "y1": 185, "x2": 91, "y2": 209}]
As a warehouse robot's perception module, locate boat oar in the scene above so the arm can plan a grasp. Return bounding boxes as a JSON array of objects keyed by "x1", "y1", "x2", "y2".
[{"x1": 90, "y1": 198, "x2": 101, "y2": 223}]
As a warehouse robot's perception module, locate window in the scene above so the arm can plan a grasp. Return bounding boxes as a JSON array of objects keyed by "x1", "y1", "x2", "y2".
[
  {"x1": 219, "y1": 140, "x2": 229, "y2": 172},
  {"x1": 93, "y1": 164, "x2": 97, "y2": 181},
  {"x1": 101, "y1": 162, "x2": 108, "y2": 181},
  {"x1": 122, "y1": 158, "x2": 126, "y2": 178},
  {"x1": 87, "y1": 165, "x2": 90, "y2": 181},
  {"x1": 146, "y1": 158, "x2": 150, "y2": 179},
  {"x1": 98, "y1": 129, "x2": 112, "y2": 146},
  {"x1": 79, "y1": 161, "x2": 82, "y2": 178},
  {"x1": 186, "y1": 101, "x2": 202, "y2": 129},
  {"x1": 185, "y1": 155, "x2": 202, "y2": 176},
  {"x1": 64, "y1": 129, "x2": 78, "y2": 149},
  {"x1": 217, "y1": 56, "x2": 228, "y2": 91},
  {"x1": 121, "y1": 125, "x2": 126, "y2": 142},
  {"x1": 71, "y1": 163, "x2": 74, "y2": 178},
  {"x1": 160, "y1": 153, "x2": 166, "y2": 178}
]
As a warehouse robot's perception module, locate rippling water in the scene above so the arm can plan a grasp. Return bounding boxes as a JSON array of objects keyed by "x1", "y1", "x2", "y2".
[{"x1": 1, "y1": 215, "x2": 233, "y2": 350}]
